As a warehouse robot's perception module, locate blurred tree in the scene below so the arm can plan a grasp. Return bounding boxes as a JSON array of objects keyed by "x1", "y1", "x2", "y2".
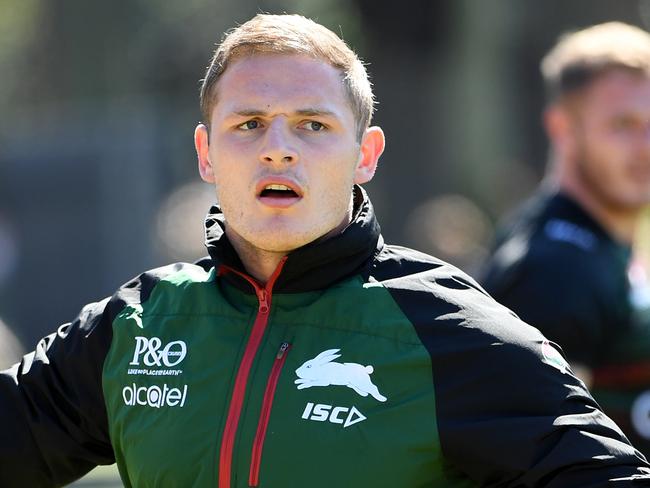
[{"x1": 0, "y1": 0, "x2": 42, "y2": 119}]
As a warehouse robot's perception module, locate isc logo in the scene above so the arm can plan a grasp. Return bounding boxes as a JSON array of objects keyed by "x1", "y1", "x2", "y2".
[
  {"x1": 301, "y1": 402, "x2": 366, "y2": 428},
  {"x1": 129, "y1": 336, "x2": 187, "y2": 367}
]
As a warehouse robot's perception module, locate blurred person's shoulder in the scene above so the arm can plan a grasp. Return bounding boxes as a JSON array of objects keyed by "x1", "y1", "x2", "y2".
[{"x1": 482, "y1": 191, "x2": 624, "y2": 295}]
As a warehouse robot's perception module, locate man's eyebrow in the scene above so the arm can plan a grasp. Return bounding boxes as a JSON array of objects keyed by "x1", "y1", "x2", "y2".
[
  {"x1": 232, "y1": 109, "x2": 267, "y2": 117},
  {"x1": 295, "y1": 108, "x2": 338, "y2": 117}
]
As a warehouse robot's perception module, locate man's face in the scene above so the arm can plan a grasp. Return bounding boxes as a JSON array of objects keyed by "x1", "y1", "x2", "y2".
[
  {"x1": 195, "y1": 53, "x2": 382, "y2": 254},
  {"x1": 569, "y1": 70, "x2": 650, "y2": 211}
]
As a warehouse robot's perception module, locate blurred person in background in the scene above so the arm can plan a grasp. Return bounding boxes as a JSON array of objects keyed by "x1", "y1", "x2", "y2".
[
  {"x1": 2, "y1": 13, "x2": 650, "y2": 488},
  {"x1": 481, "y1": 22, "x2": 650, "y2": 457}
]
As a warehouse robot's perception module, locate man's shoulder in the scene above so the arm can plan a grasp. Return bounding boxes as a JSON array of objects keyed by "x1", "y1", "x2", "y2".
[
  {"x1": 110, "y1": 259, "x2": 215, "y2": 309},
  {"x1": 523, "y1": 222, "x2": 608, "y2": 275},
  {"x1": 481, "y1": 194, "x2": 616, "y2": 295},
  {"x1": 373, "y1": 243, "x2": 482, "y2": 287},
  {"x1": 372, "y1": 244, "x2": 548, "y2": 353},
  {"x1": 372, "y1": 244, "x2": 504, "y2": 316},
  {"x1": 494, "y1": 191, "x2": 612, "y2": 263}
]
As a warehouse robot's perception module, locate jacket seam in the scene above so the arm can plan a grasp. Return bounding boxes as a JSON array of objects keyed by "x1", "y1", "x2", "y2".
[{"x1": 282, "y1": 322, "x2": 423, "y2": 345}]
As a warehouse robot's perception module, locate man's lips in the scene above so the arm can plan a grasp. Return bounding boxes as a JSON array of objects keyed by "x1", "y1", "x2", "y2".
[{"x1": 255, "y1": 177, "x2": 303, "y2": 208}]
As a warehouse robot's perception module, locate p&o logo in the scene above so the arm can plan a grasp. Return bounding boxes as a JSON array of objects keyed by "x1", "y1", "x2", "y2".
[
  {"x1": 130, "y1": 336, "x2": 187, "y2": 367},
  {"x1": 127, "y1": 336, "x2": 187, "y2": 377}
]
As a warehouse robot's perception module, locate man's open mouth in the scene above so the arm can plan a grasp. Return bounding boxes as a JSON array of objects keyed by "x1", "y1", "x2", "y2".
[{"x1": 259, "y1": 184, "x2": 300, "y2": 198}]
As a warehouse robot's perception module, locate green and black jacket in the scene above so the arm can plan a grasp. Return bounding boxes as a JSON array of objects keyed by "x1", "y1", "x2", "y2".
[
  {"x1": 2, "y1": 188, "x2": 650, "y2": 487},
  {"x1": 481, "y1": 190, "x2": 650, "y2": 460}
]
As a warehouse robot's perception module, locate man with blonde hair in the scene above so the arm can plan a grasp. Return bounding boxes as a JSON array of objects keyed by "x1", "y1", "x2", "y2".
[
  {"x1": 2, "y1": 14, "x2": 650, "y2": 487},
  {"x1": 482, "y1": 21, "x2": 650, "y2": 456}
]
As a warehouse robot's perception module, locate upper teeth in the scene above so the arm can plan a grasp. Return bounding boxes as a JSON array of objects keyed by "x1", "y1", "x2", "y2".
[{"x1": 265, "y1": 184, "x2": 292, "y2": 191}]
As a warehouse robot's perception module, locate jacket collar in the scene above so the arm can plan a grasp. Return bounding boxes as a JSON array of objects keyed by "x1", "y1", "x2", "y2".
[
  {"x1": 550, "y1": 191, "x2": 631, "y2": 256},
  {"x1": 204, "y1": 185, "x2": 383, "y2": 293}
]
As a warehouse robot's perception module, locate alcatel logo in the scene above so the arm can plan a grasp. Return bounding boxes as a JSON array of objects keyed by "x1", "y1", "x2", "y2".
[{"x1": 122, "y1": 383, "x2": 188, "y2": 408}]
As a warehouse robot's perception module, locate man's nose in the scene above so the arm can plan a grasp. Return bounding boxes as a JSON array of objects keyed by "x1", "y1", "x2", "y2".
[{"x1": 259, "y1": 119, "x2": 298, "y2": 167}]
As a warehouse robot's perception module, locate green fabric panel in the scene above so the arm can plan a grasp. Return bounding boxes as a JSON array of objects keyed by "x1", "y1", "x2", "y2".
[
  {"x1": 103, "y1": 266, "x2": 255, "y2": 487},
  {"x1": 102, "y1": 267, "x2": 471, "y2": 486},
  {"x1": 231, "y1": 277, "x2": 446, "y2": 487}
]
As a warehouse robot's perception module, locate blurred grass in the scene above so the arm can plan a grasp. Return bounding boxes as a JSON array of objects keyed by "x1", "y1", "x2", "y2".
[{"x1": 68, "y1": 465, "x2": 122, "y2": 487}]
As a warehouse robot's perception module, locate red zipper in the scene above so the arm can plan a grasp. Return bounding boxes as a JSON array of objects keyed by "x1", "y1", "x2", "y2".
[
  {"x1": 218, "y1": 257, "x2": 287, "y2": 488},
  {"x1": 249, "y1": 342, "x2": 291, "y2": 487}
]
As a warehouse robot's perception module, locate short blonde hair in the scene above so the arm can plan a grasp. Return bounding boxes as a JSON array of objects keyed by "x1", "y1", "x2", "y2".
[
  {"x1": 541, "y1": 22, "x2": 650, "y2": 102},
  {"x1": 200, "y1": 14, "x2": 374, "y2": 140}
]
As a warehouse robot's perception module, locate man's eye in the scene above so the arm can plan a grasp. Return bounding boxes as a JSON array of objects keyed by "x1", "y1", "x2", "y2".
[
  {"x1": 238, "y1": 120, "x2": 261, "y2": 130},
  {"x1": 302, "y1": 121, "x2": 325, "y2": 131}
]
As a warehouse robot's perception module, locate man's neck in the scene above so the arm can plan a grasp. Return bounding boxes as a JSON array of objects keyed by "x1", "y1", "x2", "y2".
[
  {"x1": 224, "y1": 199, "x2": 356, "y2": 285},
  {"x1": 559, "y1": 179, "x2": 641, "y2": 245},
  {"x1": 226, "y1": 232, "x2": 287, "y2": 285}
]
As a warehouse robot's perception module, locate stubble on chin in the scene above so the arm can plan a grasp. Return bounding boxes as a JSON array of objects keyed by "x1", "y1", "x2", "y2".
[{"x1": 575, "y1": 149, "x2": 649, "y2": 212}]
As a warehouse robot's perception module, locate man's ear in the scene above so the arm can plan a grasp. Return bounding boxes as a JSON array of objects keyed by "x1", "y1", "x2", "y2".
[
  {"x1": 543, "y1": 104, "x2": 576, "y2": 161},
  {"x1": 354, "y1": 126, "x2": 385, "y2": 184},
  {"x1": 195, "y1": 123, "x2": 215, "y2": 183}
]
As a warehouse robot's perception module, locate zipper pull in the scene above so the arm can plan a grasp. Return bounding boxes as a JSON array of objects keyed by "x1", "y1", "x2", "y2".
[
  {"x1": 257, "y1": 289, "x2": 269, "y2": 314},
  {"x1": 276, "y1": 342, "x2": 290, "y2": 359}
]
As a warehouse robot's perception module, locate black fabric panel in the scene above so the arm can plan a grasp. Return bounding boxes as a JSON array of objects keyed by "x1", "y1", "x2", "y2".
[
  {"x1": 484, "y1": 245, "x2": 624, "y2": 367},
  {"x1": 480, "y1": 190, "x2": 631, "y2": 368},
  {"x1": 0, "y1": 262, "x2": 193, "y2": 486},
  {"x1": 374, "y1": 248, "x2": 650, "y2": 486},
  {"x1": 0, "y1": 298, "x2": 117, "y2": 487}
]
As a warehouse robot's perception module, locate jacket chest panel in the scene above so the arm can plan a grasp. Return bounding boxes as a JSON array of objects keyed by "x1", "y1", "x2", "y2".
[
  {"x1": 230, "y1": 322, "x2": 441, "y2": 487},
  {"x1": 103, "y1": 309, "x2": 253, "y2": 487},
  {"x1": 103, "y1": 282, "x2": 445, "y2": 487}
]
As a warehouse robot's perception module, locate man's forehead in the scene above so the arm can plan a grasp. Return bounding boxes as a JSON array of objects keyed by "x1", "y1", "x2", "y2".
[
  {"x1": 587, "y1": 71, "x2": 650, "y2": 102},
  {"x1": 221, "y1": 53, "x2": 342, "y2": 86},
  {"x1": 569, "y1": 71, "x2": 650, "y2": 116},
  {"x1": 225, "y1": 51, "x2": 339, "y2": 72},
  {"x1": 212, "y1": 53, "x2": 351, "y2": 117}
]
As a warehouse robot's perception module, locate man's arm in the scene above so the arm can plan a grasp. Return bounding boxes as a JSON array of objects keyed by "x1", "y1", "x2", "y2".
[
  {"x1": 434, "y1": 325, "x2": 650, "y2": 486},
  {"x1": 0, "y1": 298, "x2": 116, "y2": 487},
  {"x1": 382, "y1": 259, "x2": 650, "y2": 485}
]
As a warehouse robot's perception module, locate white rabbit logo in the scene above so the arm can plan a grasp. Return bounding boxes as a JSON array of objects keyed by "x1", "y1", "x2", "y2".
[{"x1": 294, "y1": 348, "x2": 387, "y2": 402}]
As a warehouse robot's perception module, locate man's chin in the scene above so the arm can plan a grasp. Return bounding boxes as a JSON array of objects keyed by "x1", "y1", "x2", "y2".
[
  {"x1": 228, "y1": 220, "x2": 346, "y2": 254},
  {"x1": 245, "y1": 231, "x2": 321, "y2": 254},
  {"x1": 257, "y1": 239, "x2": 318, "y2": 254},
  {"x1": 620, "y1": 186, "x2": 650, "y2": 208},
  {"x1": 608, "y1": 193, "x2": 650, "y2": 213}
]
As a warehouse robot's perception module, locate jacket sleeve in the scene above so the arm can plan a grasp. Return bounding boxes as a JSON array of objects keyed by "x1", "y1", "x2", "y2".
[
  {"x1": 441, "y1": 285, "x2": 650, "y2": 486},
  {"x1": 384, "y1": 262, "x2": 650, "y2": 487},
  {"x1": 0, "y1": 297, "x2": 117, "y2": 487},
  {"x1": 433, "y1": 317, "x2": 650, "y2": 487}
]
